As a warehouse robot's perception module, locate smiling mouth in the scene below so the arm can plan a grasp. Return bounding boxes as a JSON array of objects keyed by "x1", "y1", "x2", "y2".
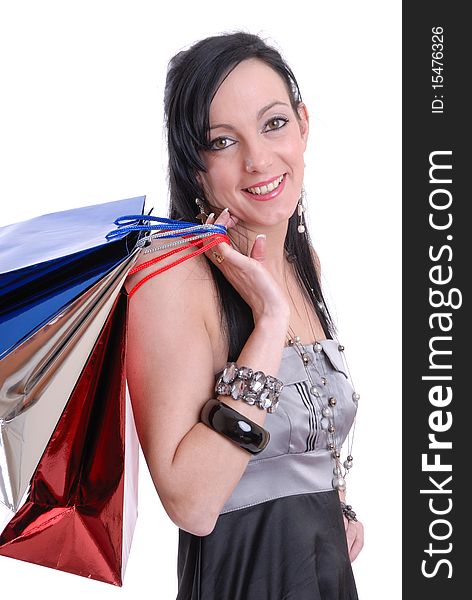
[{"x1": 244, "y1": 174, "x2": 285, "y2": 196}]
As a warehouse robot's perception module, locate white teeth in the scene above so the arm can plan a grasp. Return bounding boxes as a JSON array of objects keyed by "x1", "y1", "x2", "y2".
[{"x1": 247, "y1": 175, "x2": 284, "y2": 195}]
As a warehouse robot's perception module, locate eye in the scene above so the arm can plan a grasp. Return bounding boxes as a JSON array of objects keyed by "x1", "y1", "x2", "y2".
[
  {"x1": 209, "y1": 137, "x2": 236, "y2": 151},
  {"x1": 263, "y1": 116, "x2": 289, "y2": 132}
]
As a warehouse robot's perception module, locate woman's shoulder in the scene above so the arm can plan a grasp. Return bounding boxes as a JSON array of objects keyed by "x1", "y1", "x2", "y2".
[
  {"x1": 124, "y1": 238, "x2": 228, "y2": 364},
  {"x1": 124, "y1": 238, "x2": 214, "y2": 296}
]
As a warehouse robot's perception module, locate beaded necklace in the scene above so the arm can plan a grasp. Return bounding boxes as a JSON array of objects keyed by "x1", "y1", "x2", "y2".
[{"x1": 285, "y1": 292, "x2": 359, "y2": 492}]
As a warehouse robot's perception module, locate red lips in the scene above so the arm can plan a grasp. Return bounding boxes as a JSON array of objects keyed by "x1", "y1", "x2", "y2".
[{"x1": 241, "y1": 174, "x2": 287, "y2": 202}]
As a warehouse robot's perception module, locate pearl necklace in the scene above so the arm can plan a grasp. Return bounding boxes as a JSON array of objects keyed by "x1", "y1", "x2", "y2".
[{"x1": 286, "y1": 300, "x2": 359, "y2": 492}]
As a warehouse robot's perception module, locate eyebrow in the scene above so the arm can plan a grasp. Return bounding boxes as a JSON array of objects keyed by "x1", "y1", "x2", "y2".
[{"x1": 209, "y1": 101, "x2": 290, "y2": 131}]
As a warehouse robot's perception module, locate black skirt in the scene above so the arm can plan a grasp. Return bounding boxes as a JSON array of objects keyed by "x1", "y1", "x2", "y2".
[{"x1": 176, "y1": 490, "x2": 359, "y2": 600}]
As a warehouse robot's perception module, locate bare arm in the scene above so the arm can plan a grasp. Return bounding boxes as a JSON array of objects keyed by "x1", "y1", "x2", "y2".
[
  {"x1": 126, "y1": 234, "x2": 289, "y2": 537},
  {"x1": 170, "y1": 312, "x2": 288, "y2": 535}
]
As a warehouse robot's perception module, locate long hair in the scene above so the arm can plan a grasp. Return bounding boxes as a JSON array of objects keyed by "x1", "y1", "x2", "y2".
[{"x1": 164, "y1": 32, "x2": 336, "y2": 361}]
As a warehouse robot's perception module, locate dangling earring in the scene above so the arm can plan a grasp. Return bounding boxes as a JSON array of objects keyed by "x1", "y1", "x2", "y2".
[
  {"x1": 195, "y1": 198, "x2": 209, "y2": 222},
  {"x1": 297, "y1": 189, "x2": 306, "y2": 234}
]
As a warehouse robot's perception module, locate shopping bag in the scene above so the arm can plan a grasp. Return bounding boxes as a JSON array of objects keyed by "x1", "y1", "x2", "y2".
[
  {"x1": 0, "y1": 196, "x2": 147, "y2": 585},
  {"x1": 0, "y1": 287, "x2": 137, "y2": 585},
  {"x1": 0, "y1": 197, "x2": 230, "y2": 584}
]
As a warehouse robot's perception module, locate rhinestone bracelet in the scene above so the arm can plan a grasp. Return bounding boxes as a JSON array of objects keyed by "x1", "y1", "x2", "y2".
[
  {"x1": 340, "y1": 502, "x2": 358, "y2": 522},
  {"x1": 215, "y1": 362, "x2": 284, "y2": 413}
]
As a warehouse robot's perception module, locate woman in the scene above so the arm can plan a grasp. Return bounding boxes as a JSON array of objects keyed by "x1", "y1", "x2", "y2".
[{"x1": 125, "y1": 32, "x2": 363, "y2": 599}]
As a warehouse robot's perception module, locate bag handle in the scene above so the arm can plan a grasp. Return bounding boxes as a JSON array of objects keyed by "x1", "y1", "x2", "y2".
[
  {"x1": 106, "y1": 213, "x2": 229, "y2": 299},
  {"x1": 127, "y1": 232, "x2": 229, "y2": 299}
]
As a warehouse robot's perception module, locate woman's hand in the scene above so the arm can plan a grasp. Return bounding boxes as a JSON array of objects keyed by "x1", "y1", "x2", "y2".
[
  {"x1": 344, "y1": 516, "x2": 364, "y2": 562},
  {"x1": 203, "y1": 208, "x2": 290, "y2": 324}
]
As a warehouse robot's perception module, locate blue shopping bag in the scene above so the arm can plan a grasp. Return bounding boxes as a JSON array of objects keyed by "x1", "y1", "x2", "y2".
[{"x1": 0, "y1": 196, "x2": 147, "y2": 359}]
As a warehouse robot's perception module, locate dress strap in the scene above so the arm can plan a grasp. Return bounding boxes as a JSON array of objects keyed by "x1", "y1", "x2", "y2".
[{"x1": 127, "y1": 232, "x2": 229, "y2": 299}]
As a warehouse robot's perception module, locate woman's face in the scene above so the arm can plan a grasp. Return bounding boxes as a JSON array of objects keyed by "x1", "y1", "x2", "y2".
[{"x1": 198, "y1": 58, "x2": 309, "y2": 230}]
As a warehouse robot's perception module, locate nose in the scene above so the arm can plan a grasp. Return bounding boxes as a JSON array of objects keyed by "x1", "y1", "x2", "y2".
[{"x1": 243, "y1": 139, "x2": 272, "y2": 173}]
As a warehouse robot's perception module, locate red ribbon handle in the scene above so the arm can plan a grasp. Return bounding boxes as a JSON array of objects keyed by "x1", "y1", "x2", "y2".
[{"x1": 127, "y1": 233, "x2": 230, "y2": 299}]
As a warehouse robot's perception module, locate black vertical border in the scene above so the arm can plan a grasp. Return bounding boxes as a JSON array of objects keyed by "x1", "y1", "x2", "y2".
[{"x1": 403, "y1": 3, "x2": 467, "y2": 596}]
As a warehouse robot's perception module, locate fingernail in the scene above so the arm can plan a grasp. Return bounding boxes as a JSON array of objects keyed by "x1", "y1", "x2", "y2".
[
  {"x1": 256, "y1": 234, "x2": 266, "y2": 240},
  {"x1": 207, "y1": 212, "x2": 215, "y2": 220},
  {"x1": 222, "y1": 207, "x2": 229, "y2": 214}
]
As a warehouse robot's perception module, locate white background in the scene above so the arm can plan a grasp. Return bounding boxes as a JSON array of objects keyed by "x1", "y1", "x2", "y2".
[{"x1": 0, "y1": 1, "x2": 401, "y2": 598}]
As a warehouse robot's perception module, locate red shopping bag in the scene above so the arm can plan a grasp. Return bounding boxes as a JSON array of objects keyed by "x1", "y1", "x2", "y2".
[{"x1": 0, "y1": 285, "x2": 138, "y2": 586}]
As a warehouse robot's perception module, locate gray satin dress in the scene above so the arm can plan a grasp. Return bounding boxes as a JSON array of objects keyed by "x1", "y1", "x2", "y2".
[{"x1": 177, "y1": 339, "x2": 359, "y2": 600}]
